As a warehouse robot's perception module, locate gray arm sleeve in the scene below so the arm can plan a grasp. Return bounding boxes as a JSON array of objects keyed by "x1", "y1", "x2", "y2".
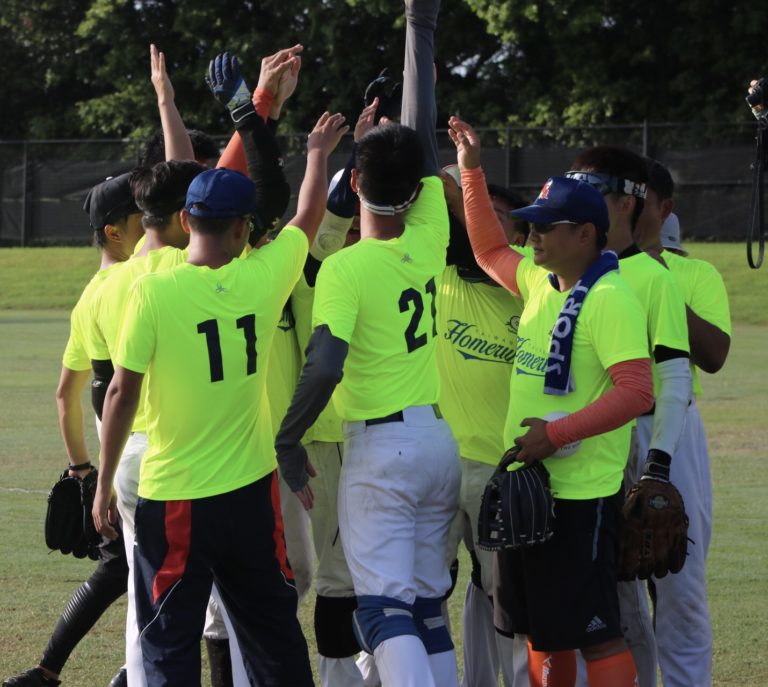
[
  {"x1": 650, "y1": 357, "x2": 692, "y2": 457},
  {"x1": 401, "y1": 0, "x2": 441, "y2": 178}
]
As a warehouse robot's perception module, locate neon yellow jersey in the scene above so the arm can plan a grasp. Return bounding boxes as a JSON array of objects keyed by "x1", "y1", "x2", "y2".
[
  {"x1": 618, "y1": 252, "x2": 689, "y2": 395},
  {"x1": 263, "y1": 301, "x2": 302, "y2": 438},
  {"x1": 116, "y1": 226, "x2": 308, "y2": 500},
  {"x1": 437, "y1": 266, "x2": 523, "y2": 465},
  {"x1": 90, "y1": 246, "x2": 188, "y2": 433},
  {"x1": 133, "y1": 235, "x2": 146, "y2": 255},
  {"x1": 664, "y1": 251, "x2": 731, "y2": 396},
  {"x1": 507, "y1": 258, "x2": 650, "y2": 499},
  {"x1": 292, "y1": 272, "x2": 342, "y2": 442},
  {"x1": 62, "y1": 268, "x2": 114, "y2": 371},
  {"x1": 313, "y1": 176, "x2": 448, "y2": 420}
]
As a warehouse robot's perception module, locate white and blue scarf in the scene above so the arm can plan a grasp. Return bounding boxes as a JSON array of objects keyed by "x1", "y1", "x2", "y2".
[{"x1": 544, "y1": 251, "x2": 619, "y2": 395}]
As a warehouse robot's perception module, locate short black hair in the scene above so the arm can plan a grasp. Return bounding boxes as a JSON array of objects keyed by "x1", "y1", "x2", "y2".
[
  {"x1": 487, "y1": 183, "x2": 530, "y2": 239},
  {"x1": 130, "y1": 160, "x2": 205, "y2": 230},
  {"x1": 571, "y1": 146, "x2": 648, "y2": 229},
  {"x1": 646, "y1": 158, "x2": 674, "y2": 201},
  {"x1": 186, "y1": 214, "x2": 241, "y2": 236},
  {"x1": 355, "y1": 123, "x2": 423, "y2": 209},
  {"x1": 486, "y1": 184, "x2": 528, "y2": 210},
  {"x1": 141, "y1": 129, "x2": 220, "y2": 167}
]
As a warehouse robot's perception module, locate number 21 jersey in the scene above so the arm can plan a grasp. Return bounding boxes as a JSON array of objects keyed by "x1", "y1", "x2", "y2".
[{"x1": 313, "y1": 176, "x2": 448, "y2": 421}]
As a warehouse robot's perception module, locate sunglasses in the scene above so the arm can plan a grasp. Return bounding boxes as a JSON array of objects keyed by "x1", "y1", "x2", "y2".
[
  {"x1": 531, "y1": 220, "x2": 580, "y2": 234},
  {"x1": 565, "y1": 170, "x2": 647, "y2": 199}
]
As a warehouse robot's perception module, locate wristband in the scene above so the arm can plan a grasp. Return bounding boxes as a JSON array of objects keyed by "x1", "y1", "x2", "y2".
[
  {"x1": 640, "y1": 449, "x2": 671, "y2": 483},
  {"x1": 68, "y1": 461, "x2": 92, "y2": 471}
]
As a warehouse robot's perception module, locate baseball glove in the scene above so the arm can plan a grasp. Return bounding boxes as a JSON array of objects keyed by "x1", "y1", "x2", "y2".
[
  {"x1": 363, "y1": 68, "x2": 402, "y2": 123},
  {"x1": 477, "y1": 448, "x2": 555, "y2": 551},
  {"x1": 617, "y1": 476, "x2": 689, "y2": 581},
  {"x1": 45, "y1": 468, "x2": 101, "y2": 560}
]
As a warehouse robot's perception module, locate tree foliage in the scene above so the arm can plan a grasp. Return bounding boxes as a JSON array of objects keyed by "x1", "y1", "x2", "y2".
[
  {"x1": 465, "y1": 0, "x2": 767, "y2": 126},
  {"x1": 0, "y1": 0, "x2": 765, "y2": 141}
]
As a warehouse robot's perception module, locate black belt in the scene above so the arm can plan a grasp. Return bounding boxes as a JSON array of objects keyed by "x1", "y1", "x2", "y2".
[
  {"x1": 365, "y1": 411, "x2": 404, "y2": 426},
  {"x1": 640, "y1": 399, "x2": 692, "y2": 417},
  {"x1": 364, "y1": 405, "x2": 442, "y2": 426}
]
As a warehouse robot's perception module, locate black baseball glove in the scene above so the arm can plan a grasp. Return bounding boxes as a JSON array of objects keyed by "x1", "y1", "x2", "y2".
[
  {"x1": 45, "y1": 468, "x2": 101, "y2": 560},
  {"x1": 363, "y1": 68, "x2": 402, "y2": 123},
  {"x1": 477, "y1": 448, "x2": 555, "y2": 551}
]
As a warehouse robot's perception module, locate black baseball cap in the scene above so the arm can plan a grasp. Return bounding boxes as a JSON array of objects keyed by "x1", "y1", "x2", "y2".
[{"x1": 83, "y1": 173, "x2": 140, "y2": 231}]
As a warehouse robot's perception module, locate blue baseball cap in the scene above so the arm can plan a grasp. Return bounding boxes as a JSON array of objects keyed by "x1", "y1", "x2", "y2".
[
  {"x1": 185, "y1": 168, "x2": 258, "y2": 218},
  {"x1": 512, "y1": 176, "x2": 609, "y2": 235}
]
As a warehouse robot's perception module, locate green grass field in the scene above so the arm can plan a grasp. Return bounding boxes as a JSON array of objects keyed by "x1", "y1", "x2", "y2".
[{"x1": 1, "y1": 244, "x2": 766, "y2": 685}]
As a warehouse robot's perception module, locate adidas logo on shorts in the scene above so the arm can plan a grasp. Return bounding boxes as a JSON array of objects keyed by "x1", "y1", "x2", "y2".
[{"x1": 585, "y1": 616, "x2": 607, "y2": 633}]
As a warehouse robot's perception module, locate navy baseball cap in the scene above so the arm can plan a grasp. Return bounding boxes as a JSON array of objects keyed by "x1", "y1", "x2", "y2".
[
  {"x1": 83, "y1": 172, "x2": 140, "y2": 231},
  {"x1": 512, "y1": 176, "x2": 610, "y2": 235},
  {"x1": 185, "y1": 168, "x2": 258, "y2": 218}
]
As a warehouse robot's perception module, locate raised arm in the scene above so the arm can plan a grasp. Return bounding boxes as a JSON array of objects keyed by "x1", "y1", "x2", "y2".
[
  {"x1": 217, "y1": 45, "x2": 302, "y2": 172},
  {"x1": 307, "y1": 97, "x2": 379, "y2": 269},
  {"x1": 150, "y1": 44, "x2": 194, "y2": 162},
  {"x1": 448, "y1": 116, "x2": 523, "y2": 293},
  {"x1": 287, "y1": 112, "x2": 349, "y2": 245},
  {"x1": 207, "y1": 51, "x2": 291, "y2": 243},
  {"x1": 401, "y1": 0, "x2": 439, "y2": 177}
]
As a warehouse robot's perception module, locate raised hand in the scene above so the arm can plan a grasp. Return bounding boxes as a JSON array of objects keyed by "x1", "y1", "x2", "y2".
[
  {"x1": 206, "y1": 52, "x2": 252, "y2": 116},
  {"x1": 257, "y1": 44, "x2": 303, "y2": 98},
  {"x1": 150, "y1": 43, "x2": 174, "y2": 103},
  {"x1": 355, "y1": 97, "x2": 379, "y2": 143},
  {"x1": 447, "y1": 116, "x2": 482, "y2": 171},
  {"x1": 272, "y1": 54, "x2": 302, "y2": 120},
  {"x1": 307, "y1": 112, "x2": 349, "y2": 157}
]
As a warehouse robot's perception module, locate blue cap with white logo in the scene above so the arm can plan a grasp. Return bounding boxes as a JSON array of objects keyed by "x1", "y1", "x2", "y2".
[
  {"x1": 185, "y1": 168, "x2": 258, "y2": 218},
  {"x1": 512, "y1": 176, "x2": 610, "y2": 235}
]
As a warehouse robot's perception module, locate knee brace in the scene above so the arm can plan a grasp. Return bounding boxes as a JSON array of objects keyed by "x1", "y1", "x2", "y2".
[
  {"x1": 413, "y1": 597, "x2": 454, "y2": 655},
  {"x1": 315, "y1": 595, "x2": 361, "y2": 658},
  {"x1": 352, "y1": 595, "x2": 419, "y2": 654}
]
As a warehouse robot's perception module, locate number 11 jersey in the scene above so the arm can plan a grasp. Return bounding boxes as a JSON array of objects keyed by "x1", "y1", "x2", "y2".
[
  {"x1": 312, "y1": 176, "x2": 448, "y2": 421},
  {"x1": 116, "y1": 226, "x2": 308, "y2": 500}
]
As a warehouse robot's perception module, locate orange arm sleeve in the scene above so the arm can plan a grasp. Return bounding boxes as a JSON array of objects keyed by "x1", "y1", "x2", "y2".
[
  {"x1": 216, "y1": 88, "x2": 274, "y2": 173},
  {"x1": 460, "y1": 166, "x2": 523, "y2": 294},
  {"x1": 545, "y1": 358, "x2": 654, "y2": 447}
]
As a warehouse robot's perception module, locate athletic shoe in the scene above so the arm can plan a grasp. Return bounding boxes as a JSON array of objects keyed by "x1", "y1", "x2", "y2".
[
  {"x1": 107, "y1": 668, "x2": 127, "y2": 687},
  {"x1": 2, "y1": 667, "x2": 61, "y2": 687}
]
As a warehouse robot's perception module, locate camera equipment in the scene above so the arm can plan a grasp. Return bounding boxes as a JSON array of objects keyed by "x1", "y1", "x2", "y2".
[{"x1": 746, "y1": 78, "x2": 768, "y2": 269}]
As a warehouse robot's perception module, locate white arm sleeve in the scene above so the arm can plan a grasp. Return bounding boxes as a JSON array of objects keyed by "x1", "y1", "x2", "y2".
[
  {"x1": 650, "y1": 357, "x2": 692, "y2": 457},
  {"x1": 309, "y1": 209, "x2": 354, "y2": 261}
]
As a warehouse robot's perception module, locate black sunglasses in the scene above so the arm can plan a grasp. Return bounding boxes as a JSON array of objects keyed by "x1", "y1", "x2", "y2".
[{"x1": 531, "y1": 220, "x2": 580, "y2": 234}]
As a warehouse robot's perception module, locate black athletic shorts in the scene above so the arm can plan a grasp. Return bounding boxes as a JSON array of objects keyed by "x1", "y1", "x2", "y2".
[{"x1": 492, "y1": 489, "x2": 623, "y2": 651}]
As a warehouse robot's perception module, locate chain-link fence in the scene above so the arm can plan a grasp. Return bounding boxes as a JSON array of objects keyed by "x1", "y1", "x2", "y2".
[{"x1": 0, "y1": 121, "x2": 760, "y2": 246}]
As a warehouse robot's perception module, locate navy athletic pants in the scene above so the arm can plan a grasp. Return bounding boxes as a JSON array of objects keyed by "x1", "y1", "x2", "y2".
[{"x1": 133, "y1": 471, "x2": 313, "y2": 686}]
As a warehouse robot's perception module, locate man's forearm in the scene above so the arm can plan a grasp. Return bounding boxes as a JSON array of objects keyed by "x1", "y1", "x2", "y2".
[
  {"x1": 289, "y1": 149, "x2": 329, "y2": 245},
  {"x1": 401, "y1": 0, "x2": 440, "y2": 177},
  {"x1": 686, "y1": 306, "x2": 730, "y2": 373},
  {"x1": 97, "y1": 385, "x2": 140, "y2": 489},
  {"x1": 56, "y1": 367, "x2": 91, "y2": 464},
  {"x1": 158, "y1": 94, "x2": 194, "y2": 161},
  {"x1": 236, "y1": 113, "x2": 290, "y2": 233}
]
